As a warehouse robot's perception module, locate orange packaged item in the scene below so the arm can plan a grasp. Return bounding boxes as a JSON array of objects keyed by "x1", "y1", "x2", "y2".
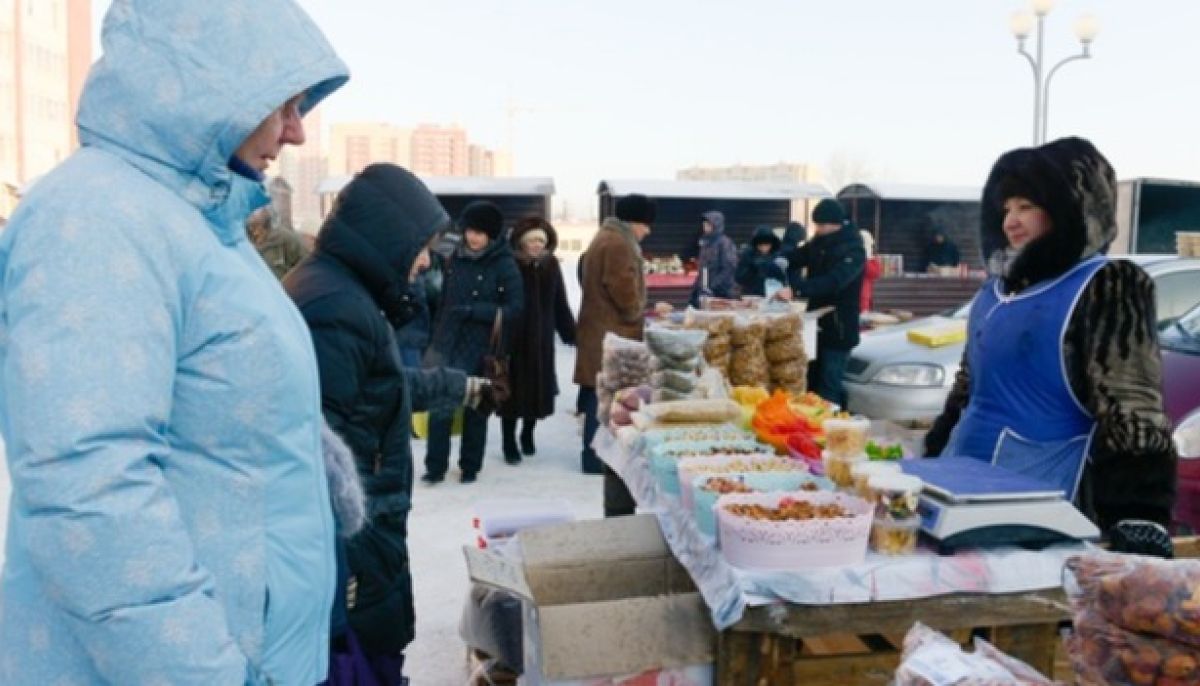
[
  {"x1": 1066, "y1": 552, "x2": 1200, "y2": 647},
  {"x1": 1068, "y1": 608, "x2": 1200, "y2": 686}
]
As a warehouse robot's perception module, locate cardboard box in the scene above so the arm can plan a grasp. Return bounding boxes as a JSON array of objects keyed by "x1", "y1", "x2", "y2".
[{"x1": 463, "y1": 514, "x2": 715, "y2": 683}]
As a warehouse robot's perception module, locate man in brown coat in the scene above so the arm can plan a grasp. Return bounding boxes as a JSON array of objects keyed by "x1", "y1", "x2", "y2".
[{"x1": 575, "y1": 194, "x2": 655, "y2": 515}]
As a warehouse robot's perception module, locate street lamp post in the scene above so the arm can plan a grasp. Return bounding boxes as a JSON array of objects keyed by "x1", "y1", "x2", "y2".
[{"x1": 1010, "y1": 0, "x2": 1099, "y2": 145}]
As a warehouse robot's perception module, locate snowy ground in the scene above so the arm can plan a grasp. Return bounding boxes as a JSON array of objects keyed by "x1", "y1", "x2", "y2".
[{"x1": 0, "y1": 257, "x2": 594, "y2": 684}]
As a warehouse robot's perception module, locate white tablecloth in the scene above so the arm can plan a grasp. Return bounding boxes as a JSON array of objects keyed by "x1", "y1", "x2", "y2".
[{"x1": 594, "y1": 429, "x2": 1086, "y2": 630}]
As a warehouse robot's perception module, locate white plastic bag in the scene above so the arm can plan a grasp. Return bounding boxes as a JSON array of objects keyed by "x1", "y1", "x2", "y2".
[{"x1": 893, "y1": 622, "x2": 1061, "y2": 686}]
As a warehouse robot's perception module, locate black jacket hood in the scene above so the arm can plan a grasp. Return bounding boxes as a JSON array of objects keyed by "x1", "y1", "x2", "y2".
[
  {"x1": 981, "y1": 136, "x2": 1118, "y2": 291},
  {"x1": 314, "y1": 164, "x2": 450, "y2": 316},
  {"x1": 750, "y1": 224, "x2": 781, "y2": 252}
]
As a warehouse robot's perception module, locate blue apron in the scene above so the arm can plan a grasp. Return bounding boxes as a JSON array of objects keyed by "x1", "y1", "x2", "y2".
[{"x1": 942, "y1": 256, "x2": 1107, "y2": 499}]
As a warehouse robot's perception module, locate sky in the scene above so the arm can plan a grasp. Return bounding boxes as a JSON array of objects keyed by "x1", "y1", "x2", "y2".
[{"x1": 90, "y1": 0, "x2": 1200, "y2": 216}]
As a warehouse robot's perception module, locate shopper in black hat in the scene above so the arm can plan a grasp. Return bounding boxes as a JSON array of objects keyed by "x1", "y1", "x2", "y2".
[
  {"x1": 779, "y1": 198, "x2": 865, "y2": 406},
  {"x1": 424, "y1": 201, "x2": 524, "y2": 484},
  {"x1": 576, "y1": 194, "x2": 654, "y2": 515}
]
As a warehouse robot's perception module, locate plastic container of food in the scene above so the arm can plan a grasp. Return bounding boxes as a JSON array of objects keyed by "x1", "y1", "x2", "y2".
[
  {"x1": 676, "y1": 454, "x2": 802, "y2": 511},
  {"x1": 716, "y1": 491, "x2": 873, "y2": 570},
  {"x1": 868, "y1": 473, "x2": 924, "y2": 520},
  {"x1": 851, "y1": 461, "x2": 903, "y2": 497},
  {"x1": 870, "y1": 515, "x2": 921, "y2": 556},
  {"x1": 691, "y1": 472, "x2": 832, "y2": 538},
  {"x1": 823, "y1": 450, "x2": 867, "y2": 489},
  {"x1": 823, "y1": 417, "x2": 871, "y2": 457}
]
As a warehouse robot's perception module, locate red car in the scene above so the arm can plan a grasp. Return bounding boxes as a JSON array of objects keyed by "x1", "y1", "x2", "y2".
[{"x1": 1161, "y1": 303, "x2": 1200, "y2": 531}]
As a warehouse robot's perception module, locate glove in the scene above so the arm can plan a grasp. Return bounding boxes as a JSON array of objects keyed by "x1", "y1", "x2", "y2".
[
  {"x1": 465, "y1": 377, "x2": 500, "y2": 417},
  {"x1": 1108, "y1": 520, "x2": 1173, "y2": 559}
]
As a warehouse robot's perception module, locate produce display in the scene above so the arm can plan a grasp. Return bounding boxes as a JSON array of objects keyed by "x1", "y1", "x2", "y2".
[
  {"x1": 650, "y1": 369, "x2": 699, "y2": 395},
  {"x1": 607, "y1": 385, "x2": 652, "y2": 429},
  {"x1": 724, "y1": 497, "x2": 849, "y2": 522},
  {"x1": 651, "y1": 440, "x2": 766, "y2": 459},
  {"x1": 765, "y1": 313, "x2": 802, "y2": 341},
  {"x1": 869, "y1": 473, "x2": 923, "y2": 520},
  {"x1": 1065, "y1": 552, "x2": 1200, "y2": 685},
  {"x1": 642, "y1": 398, "x2": 742, "y2": 425},
  {"x1": 644, "y1": 327, "x2": 707, "y2": 369},
  {"x1": 871, "y1": 516, "x2": 920, "y2": 556},
  {"x1": 1067, "y1": 552, "x2": 1200, "y2": 646},
  {"x1": 1070, "y1": 608, "x2": 1199, "y2": 686},
  {"x1": 700, "y1": 476, "x2": 755, "y2": 495},
  {"x1": 729, "y1": 320, "x2": 769, "y2": 387},
  {"x1": 691, "y1": 471, "x2": 830, "y2": 538},
  {"x1": 639, "y1": 425, "x2": 746, "y2": 448},
  {"x1": 866, "y1": 440, "x2": 905, "y2": 461},
  {"x1": 716, "y1": 491, "x2": 874, "y2": 570},
  {"x1": 765, "y1": 337, "x2": 805, "y2": 365},
  {"x1": 597, "y1": 333, "x2": 653, "y2": 424},
  {"x1": 851, "y1": 461, "x2": 902, "y2": 497},
  {"x1": 730, "y1": 320, "x2": 766, "y2": 346},
  {"x1": 823, "y1": 451, "x2": 865, "y2": 489},
  {"x1": 824, "y1": 417, "x2": 871, "y2": 456}
]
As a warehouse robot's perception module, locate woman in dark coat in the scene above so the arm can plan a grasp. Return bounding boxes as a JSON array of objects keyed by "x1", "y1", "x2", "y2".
[
  {"x1": 423, "y1": 201, "x2": 524, "y2": 483},
  {"x1": 284, "y1": 164, "x2": 497, "y2": 682},
  {"x1": 500, "y1": 217, "x2": 577, "y2": 464}
]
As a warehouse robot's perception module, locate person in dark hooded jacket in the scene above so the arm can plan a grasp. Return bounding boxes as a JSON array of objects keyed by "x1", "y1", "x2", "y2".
[
  {"x1": 923, "y1": 230, "x2": 961, "y2": 271},
  {"x1": 284, "y1": 164, "x2": 500, "y2": 681},
  {"x1": 690, "y1": 210, "x2": 738, "y2": 306},
  {"x1": 924, "y1": 137, "x2": 1177, "y2": 533},
  {"x1": 781, "y1": 220, "x2": 807, "y2": 251},
  {"x1": 780, "y1": 199, "x2": 865, "y2": 406},
  {"x1": 500, "y1": 217, "x2": 577, "y2": 463},
  {"x1": 735, "y1": 224, "x2": 788, "y2": 297},
  {"x1": 424, "y1": 201, "x2": 524, "y2": 483}
]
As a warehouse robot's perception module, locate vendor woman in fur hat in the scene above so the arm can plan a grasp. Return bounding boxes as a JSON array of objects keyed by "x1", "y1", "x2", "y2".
[{"x1": 925, "y1": 137, "x2": 1177, "y2": 533}]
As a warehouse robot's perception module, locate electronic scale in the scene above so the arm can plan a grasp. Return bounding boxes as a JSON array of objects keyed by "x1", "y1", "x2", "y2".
[{"x1": 901, "y1": 457, "x2": 1100, "y2": 554}]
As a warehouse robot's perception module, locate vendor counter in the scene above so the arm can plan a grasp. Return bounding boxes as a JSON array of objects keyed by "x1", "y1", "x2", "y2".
[
  {"x1": 646, "y1": 273, "x2": 697, "y2": 310},
  {"x1": 871, "y1": 275, "x2": 985, "y2": 316}
]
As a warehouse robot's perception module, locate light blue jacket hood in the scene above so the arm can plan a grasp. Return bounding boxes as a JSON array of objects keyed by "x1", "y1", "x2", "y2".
[
  {"x1": 78, "y1": 0, "x2": 348, "y2": 230},
  {"x1": 0, "y1": 2, "x2": 348, "y2": 685}
]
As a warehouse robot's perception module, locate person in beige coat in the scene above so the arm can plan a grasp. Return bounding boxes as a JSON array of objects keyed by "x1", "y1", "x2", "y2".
[{"x1": 574, "y1": 195, "x2": 655, "y2": 514}]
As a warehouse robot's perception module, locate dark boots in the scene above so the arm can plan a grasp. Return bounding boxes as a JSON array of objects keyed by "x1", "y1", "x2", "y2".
[
  {"x1": 520, "y1": 420, "x2": 536, "y2": 456},
  {"x1": 502, "y1": 417, "x2": 537, "y2": 464}
]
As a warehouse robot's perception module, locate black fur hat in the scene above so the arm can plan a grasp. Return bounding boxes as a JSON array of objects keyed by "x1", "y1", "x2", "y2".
[
  {"x1": 981, "y1": 136, "x2": 1117, "y2": 291},
  {"x1": 458, "y1": 200, "x2": 505, "y2": 240},
  {"x1": 615, "y1": 194, "x2": 657, "y2": 225}
]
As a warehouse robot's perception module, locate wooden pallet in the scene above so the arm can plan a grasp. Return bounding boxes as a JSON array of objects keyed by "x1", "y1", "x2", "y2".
[
  {"x1": 718, "y1": 538, "x2": 1200, "y2": 685},
  {"x1": 718, "y1": 589, "x2": 1070, "y2": 685}
]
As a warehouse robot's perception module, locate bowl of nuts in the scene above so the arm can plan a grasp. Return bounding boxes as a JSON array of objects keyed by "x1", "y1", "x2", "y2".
[{"x1": 716, "y1": 491, "x2": 873, "y2": 570}]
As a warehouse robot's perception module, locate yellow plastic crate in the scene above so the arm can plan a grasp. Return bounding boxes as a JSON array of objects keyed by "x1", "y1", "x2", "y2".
[{"x1": 906, "y1": 322, "x2": 967, "y2": 348}]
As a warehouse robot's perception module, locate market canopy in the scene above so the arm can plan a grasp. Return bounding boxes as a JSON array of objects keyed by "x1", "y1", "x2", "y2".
[
  {"x1": 598, "y1": 179, "x2": 831, "y2": 201},
  {"x1": 838, "y1": 183, "x2": 981, "y2": 203},
  {"x1": 318, "y1": 175, "x2": 555, "y2": 197}
]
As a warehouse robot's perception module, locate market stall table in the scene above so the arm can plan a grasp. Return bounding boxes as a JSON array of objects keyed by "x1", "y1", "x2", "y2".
[
  {"x1": 646, "y1": 272, "x2": 697, "y2": 310},
  {"x1": 594, "y1": 428, "x2": 1096, "y2": 685}
]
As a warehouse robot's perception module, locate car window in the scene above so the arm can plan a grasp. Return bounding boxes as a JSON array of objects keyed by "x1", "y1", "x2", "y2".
[
  {"x1": 1153, "y1": 270, "x2": 1200, "y2": 328},
  {"x1": 1179, "y1": 305, "x2": 1200, "y2": 339}
]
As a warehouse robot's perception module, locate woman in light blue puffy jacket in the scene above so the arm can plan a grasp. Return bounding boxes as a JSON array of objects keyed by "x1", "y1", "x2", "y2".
[{"x1": 0, "y1": 2, "x2": 350, "y2": 684}]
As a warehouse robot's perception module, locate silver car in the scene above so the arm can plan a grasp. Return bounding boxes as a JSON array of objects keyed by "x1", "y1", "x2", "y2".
[{"x1": 844, "y1": 256, "x2": 1200, "y2": 421}]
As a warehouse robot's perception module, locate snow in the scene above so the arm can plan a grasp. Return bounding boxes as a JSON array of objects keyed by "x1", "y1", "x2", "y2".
[{"x1": 0, "y1": 256, "x2": 599, "y2": 683}]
